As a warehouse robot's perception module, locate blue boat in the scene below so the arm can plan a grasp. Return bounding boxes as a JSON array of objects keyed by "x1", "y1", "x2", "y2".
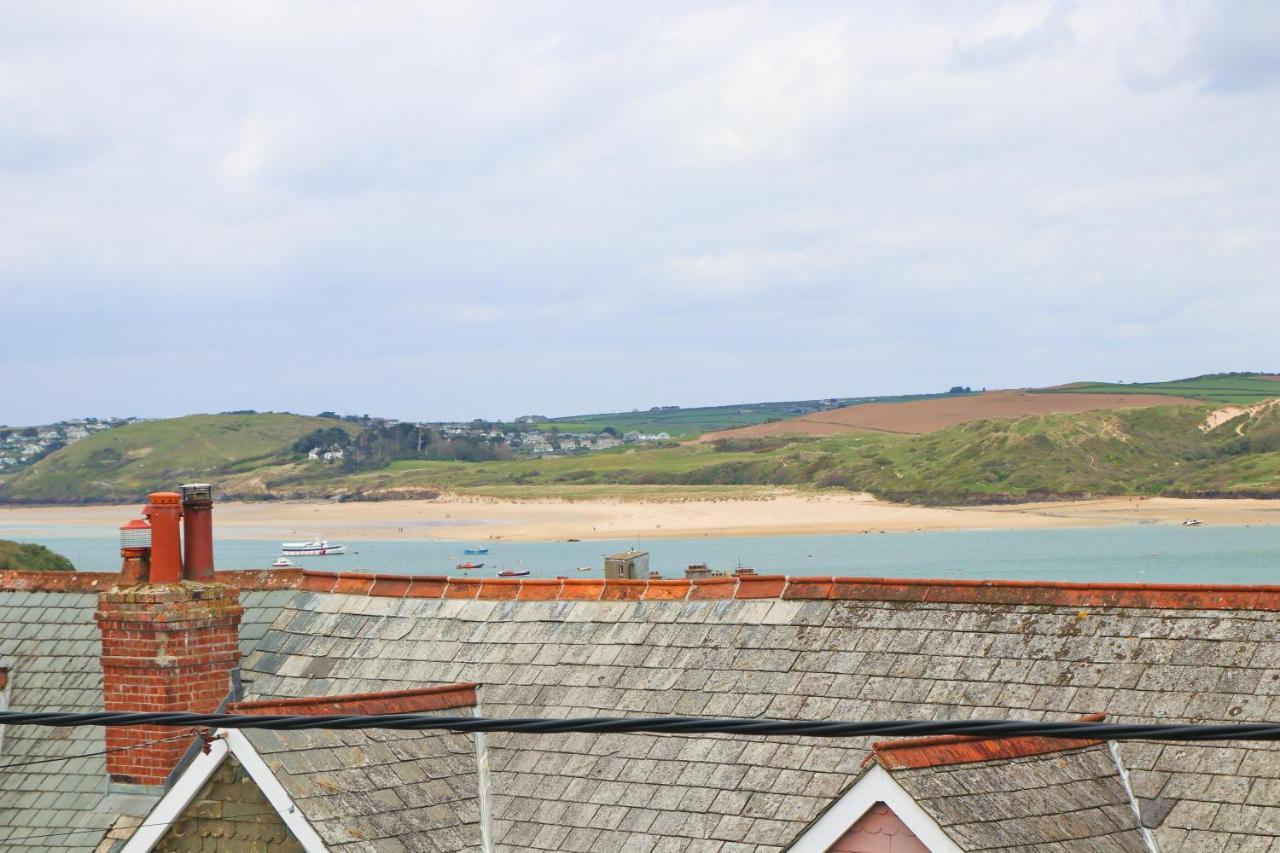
[{"x1": 463, "y1": 546, "x2": 489, "y2": 555}]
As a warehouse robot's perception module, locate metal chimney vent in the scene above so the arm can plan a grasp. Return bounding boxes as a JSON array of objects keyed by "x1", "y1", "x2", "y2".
[{"x1": 179, "y1": 483, "x2": 213, "y2": 504}]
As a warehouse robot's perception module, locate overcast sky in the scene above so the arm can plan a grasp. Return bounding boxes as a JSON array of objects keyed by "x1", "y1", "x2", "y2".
[{"x1": 2, "y1": 1, "x2": 1277, "y2": 424}]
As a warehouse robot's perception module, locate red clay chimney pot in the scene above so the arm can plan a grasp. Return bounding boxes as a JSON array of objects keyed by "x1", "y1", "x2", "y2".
[{"x1": 143, "y1": 492, "x2": 183, "y2": 584}]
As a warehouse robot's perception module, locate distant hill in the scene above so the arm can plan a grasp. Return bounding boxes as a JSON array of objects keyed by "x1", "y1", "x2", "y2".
[
  {"x1": 1037, "y1": 374, "x2": 1280, "y2": 403},
  {"x1": 0, "y1": 413, "x2": 358, "y2": 504},
  {"x1": 698, "y1": 374, "x2": 1280, "y2": 442},
  {"x1": 542, "y1": 392, "x2": 963, "y2": 438},
  {"x1": 227, "y1": 398, "x2": 1280, "y2": 504},
  {"x1": 0, "y1": 539, "x2": 74, "y2": 571},
  {"x1": 696, "y1": 390, "x2": 1204, "y2": 441},
  {"x1": 4, "y1": 374, "x2": 1279, "y2": 506}
]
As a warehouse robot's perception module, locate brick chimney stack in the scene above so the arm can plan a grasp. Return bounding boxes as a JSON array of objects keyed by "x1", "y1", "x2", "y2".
[{"x1": 96, "y1": 490, "x2": 242, "y2": 787}]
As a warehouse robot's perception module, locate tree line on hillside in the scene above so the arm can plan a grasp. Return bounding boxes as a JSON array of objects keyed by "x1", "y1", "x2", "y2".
[{"x1": 292, "y1": 422, "x2": 513, "y2": 470}]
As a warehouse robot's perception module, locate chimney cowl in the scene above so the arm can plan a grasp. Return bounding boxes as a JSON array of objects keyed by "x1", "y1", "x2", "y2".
[
  {"x1": 143, "y1": 491, "x2": 183, "y2": 584},
  {"x1": 180, "y1": 484, "x2": 216, "y2": 581},
  {"x1": 145, "y1": 492, "x2": 182, "y2": 510},
  {"x1": 118, "y1": 518, "x2": 151, "y2": 552},
  {"x1": 179, "y1": 483, "x2": 214, "y2": 506}
]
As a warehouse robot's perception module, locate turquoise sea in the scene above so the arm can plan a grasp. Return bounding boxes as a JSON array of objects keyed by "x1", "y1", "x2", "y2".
[{"x1": 3, "y1": 523, "x2": 1278, "y2": 584}]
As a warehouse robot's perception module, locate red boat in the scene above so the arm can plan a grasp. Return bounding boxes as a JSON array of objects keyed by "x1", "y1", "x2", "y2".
[
  {"x1": 456, "y1": 561, "x2": 484, "y2": 570},
  {"x1": 497, "y1": 569, "x2": 530, "y2": 577}
]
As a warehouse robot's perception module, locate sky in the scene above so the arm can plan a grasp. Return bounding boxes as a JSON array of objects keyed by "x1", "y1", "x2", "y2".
[{"x1": 1, "y1": 1, "x2": 1278, "y2": 425}]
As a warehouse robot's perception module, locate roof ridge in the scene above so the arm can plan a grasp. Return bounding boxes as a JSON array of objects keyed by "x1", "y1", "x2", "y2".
[
  {"x1": 9, "y1": 569, "x2": 1280, "y2": 611},
  {"x1": 231, "y1": 683, "x2": 479, "y2": 716},
  {"x1": 872, "y1": 714, "x2": 1106, "y2": 770}
]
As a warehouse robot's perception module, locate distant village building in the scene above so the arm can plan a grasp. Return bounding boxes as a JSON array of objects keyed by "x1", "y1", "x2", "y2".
[
  {"x1": 307, "y1": 446, "x2": 345, "y2": 463},
  {"x1": 684, "y1": 563, "x2": 725, "y2": 579},
  {"x1": 623, "y1": 431, "x2": 671, "y2": 443}
]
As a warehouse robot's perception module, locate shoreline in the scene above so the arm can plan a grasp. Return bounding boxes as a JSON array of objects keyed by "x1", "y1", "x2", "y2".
[{"x1": 2, "y1": 492, "x2": 1279, "y2": 543}]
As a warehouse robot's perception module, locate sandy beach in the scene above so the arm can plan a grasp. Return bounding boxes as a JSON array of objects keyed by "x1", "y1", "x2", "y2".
[{"x1": 2, "y1": 491, "x2": 1278, "y2": 543}]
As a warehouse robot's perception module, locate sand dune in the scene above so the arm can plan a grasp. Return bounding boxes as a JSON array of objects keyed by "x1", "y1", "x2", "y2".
[{"x1": 697, "y1": 390, "x2": 1201, "y2": 441}]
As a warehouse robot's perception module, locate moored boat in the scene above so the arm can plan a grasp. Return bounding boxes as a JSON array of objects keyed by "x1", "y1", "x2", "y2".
[
  {"x1": 576, "y1": 566, "x2": 592, "y2": 572},
  {"x1": 497, "y1": 569, "x2": 530, "y2": 577},
  {"x1": 1182, "y1": 519, "x2": 1204, "y2": 526},
  {"x1": 456, "y1": 561, "x2": 484, "y2": 570},
  {"x1": 281, "y1": 540, "x2": 345, "y2": 556},
  {"x1": 463, "y1": 546, "x2": 489, "y2": 554},
  {"x1": 271, "y1": 557, "x2": 295, "y2": 568}
]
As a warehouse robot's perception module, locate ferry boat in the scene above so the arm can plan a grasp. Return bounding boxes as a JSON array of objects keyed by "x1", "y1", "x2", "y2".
[
  {"x1": 456, "y1": 561, "x2": 484, "y2": 570},
  {"x1": 463, "y1": 546, "x2": 489, "y2": 555},
  {"x1": 280, "y1": 540, "x2": 346, "y2": 556},
  {"x1": 497, "y1": 569, "x2": 530, "y2": 577},
  {"x1": 271, "y1": 557, "x2": 295, "y2": 568}
]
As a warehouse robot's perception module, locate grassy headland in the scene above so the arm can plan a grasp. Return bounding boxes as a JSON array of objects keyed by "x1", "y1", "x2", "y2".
[
  {"x1": 0, "y1": 539, "x2": 74, "y2": 570},
  {"x1": 0, "y1": 413, "x2": 359, "y2": 504},
  {"x1": 3, "y1": 379, "x2": 1279, "y2": 506}
]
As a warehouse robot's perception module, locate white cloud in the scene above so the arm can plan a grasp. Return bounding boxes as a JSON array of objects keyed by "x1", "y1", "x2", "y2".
[{"x1": 0, "y1": 0, "x2": 1277, "y2": 422}]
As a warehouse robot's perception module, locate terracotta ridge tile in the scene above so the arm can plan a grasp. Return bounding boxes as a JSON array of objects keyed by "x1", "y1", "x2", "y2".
[
  {"x1": 231, "y1": 682, "x2": 480, "y2": 716},
  {"x1": 873, "y1": 713, "x2": 1107, "y2": 770},
  {"x1": 12, "y1": 570, "x2": 1280, "y2": 612}
]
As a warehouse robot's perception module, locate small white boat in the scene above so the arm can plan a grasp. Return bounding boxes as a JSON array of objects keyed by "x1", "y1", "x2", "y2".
[
  {"x1": 576, "y1": 566, "x2": 592, "y2": 572},
  {"x1": 1182, "y1": 519, "x2": 1204, "y2": 527},
  {"x1": 271, "y1": 558, "x2": 295, "y2": 568},
  {"x1": 281, "y1": 540, "x2": 346, "y2": 556}
]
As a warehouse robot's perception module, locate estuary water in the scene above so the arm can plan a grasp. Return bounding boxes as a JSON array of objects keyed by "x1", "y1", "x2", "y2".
[{"x1": 3, "y1": 523, "x2": 1278, "y2": 584}]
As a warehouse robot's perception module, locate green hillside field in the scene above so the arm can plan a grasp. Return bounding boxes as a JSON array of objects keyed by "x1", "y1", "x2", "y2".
[
  {"x1": 0, "y1": 413, "x2": 359, "y2": 504},
  {"x1": 1041, "y1": 373, "x2": 1280, "y2": 404},
  {"x1": 217, "y1": 401, "x2": 1280, "y2": 504},
  {"x1": 5, "y1": 381, "x2": 1280, "y2": 506},
  {"x1": 541, "y1": 392, "x2": 963, "y2": 437}
]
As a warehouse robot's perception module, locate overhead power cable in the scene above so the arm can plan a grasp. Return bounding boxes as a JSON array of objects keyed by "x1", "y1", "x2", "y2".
[
  {"x1": 0, "y1": 730, "x2": 198, "y2": 772},
  {"x1": 0, "y1": 806, "x2": 280, "y2": 847},
  {"x1": 2, "y1": 711, "x2": 1280, "y2": 741}
]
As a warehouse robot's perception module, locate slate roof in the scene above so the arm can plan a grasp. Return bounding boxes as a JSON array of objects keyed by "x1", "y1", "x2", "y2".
[
  {"x1": 240, "y1": 587, "x2": 1280, "y2": 853},
  {"x1": 0, "y1": 585, "x2": 295, "y2": 853},
  {"x1": 882, "y1": 741, "x2": 1149, "y2": 851},
  {"x1": 229, "y1": 685, "x2": 484, "y2": 852},
  {"x1": 245, "y1": 726, "x2": 481, "y2": 852},
  {"x1": 5, "y1": 570, "x2": 1280, "y2": 852},
  {"x1": 0, "y1": 589, "x2": 113, "y2": 852}
]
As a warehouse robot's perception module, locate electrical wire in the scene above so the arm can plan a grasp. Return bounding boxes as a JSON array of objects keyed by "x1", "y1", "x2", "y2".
[
  {"x1": 0, "y1": 805, "x2": 280, "y2": 847},
  {"x1": 0, "y1": 731, "x2": 198, "y2": 772},
  {"x1": 2, "y1": 710, "x2": 1279, "y2": 741}
]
